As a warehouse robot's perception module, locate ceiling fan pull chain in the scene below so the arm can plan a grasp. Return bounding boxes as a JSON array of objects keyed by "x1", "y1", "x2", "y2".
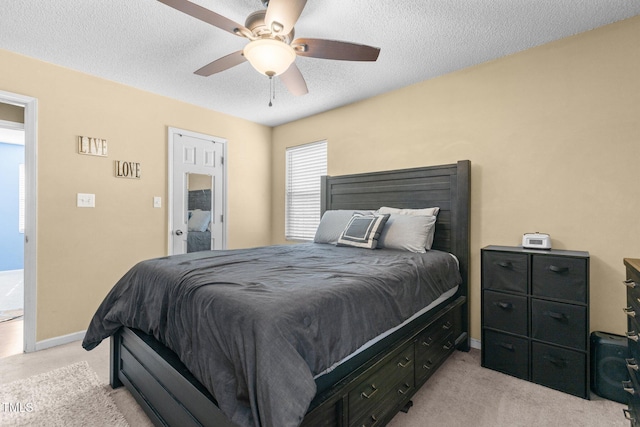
[{"x1": 268, "y1": 75, "x2": 273, "y2": 107}]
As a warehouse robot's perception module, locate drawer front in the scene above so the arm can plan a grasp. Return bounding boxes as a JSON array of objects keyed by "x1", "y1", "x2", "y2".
[
  {"x1": 348, "y1": 344, "x2": 414, "y2": 422},
  {"x1": 482, "y1": 251, "x2": 528, "y2": 294},
  {"x1": 532, "y1": 255, "x2": 587, "y2": 303},
  {"x1": 483, "y1": 330, "x2": 529, "y2": 380},
  {"x1": 626, "y1": 390, "x2": 640, "y2": 427},
  {"x1": 531, "y1": 299, "x2": 587, "y2": 350},
  {"x1": 415, "y1": 332, "x2": 454, "y2": 384},
  {"x1": 629, "y1": 316, "x2": 640, "y2": 364},
  {"x1": 350, "y1": 372, "x2": 414, "y2": 427},
  {"x1": 483, "y1": 290, "x2": 528, "y2": 336},
  {"x1": 531, "y1": 342, "x2": 587, "y2": 398}
]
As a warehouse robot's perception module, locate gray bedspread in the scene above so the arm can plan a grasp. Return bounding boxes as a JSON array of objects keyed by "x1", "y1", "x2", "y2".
[{"x1": 82, "y1": 243, "x2": 461, "y2": 427}]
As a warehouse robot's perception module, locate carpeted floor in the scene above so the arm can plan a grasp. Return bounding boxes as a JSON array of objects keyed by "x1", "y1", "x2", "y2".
[
  {"x1": 0, "y1": 361, "x2": 128, "y2": 426},
  {"x1": 0, "y1": 342, "x2": 628, "y2": 426},
  {"x1": 388, "y1": 349, "x2": 626, "y2": 427}
]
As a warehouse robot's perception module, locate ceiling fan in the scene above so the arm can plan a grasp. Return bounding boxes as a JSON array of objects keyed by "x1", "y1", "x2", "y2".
[{"x1": 158, "y1": 0, "x2": 381, "y2": 97}]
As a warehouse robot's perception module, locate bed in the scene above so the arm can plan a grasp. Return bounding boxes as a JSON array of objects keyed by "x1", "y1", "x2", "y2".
[{"x1": 83, "y1": 160, "x2": 470, "y2": 427}]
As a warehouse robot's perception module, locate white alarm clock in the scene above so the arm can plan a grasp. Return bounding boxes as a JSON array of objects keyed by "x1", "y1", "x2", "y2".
[{"x1": 522, "y1": 233, "x2": 551, "y2": 250}]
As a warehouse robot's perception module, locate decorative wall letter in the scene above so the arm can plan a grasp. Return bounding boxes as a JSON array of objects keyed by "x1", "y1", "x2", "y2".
[
  {"x1": 114, "y1": 160, "x2": 141, "y2": 179},
  {"x1": 78, "y1": 136, "x2": 108, "y2": 157}
]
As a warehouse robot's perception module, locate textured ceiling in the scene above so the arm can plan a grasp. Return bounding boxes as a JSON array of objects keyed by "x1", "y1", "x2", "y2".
[{"x1": 2, "y1": 1, "x2": 639, "y2": 126}]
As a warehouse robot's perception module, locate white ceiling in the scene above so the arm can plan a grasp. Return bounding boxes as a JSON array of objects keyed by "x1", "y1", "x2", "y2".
[{"x1": 2, "y1": 1, "x2": 639, "y2": 127}]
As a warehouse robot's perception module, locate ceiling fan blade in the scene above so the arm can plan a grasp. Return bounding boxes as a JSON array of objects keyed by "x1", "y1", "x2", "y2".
[
  {"x1": 292, "y1": 38, "x2": 380, "y2": 61},
  {"x1": 158, "y1": 0, "x2": 250, "y2": 37},
  {"x1": 194, "y1": 50, "x2": 247, "y2": 76},
  {"x1": 279, "y1": 63, "x2": 308, "y2": 96},
  {"x1": 265, "y1": 0, "x2": 307, "y2": 35}
]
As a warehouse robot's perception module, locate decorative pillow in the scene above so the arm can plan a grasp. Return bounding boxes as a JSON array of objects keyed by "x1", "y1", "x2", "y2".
[
  {"x1": 314, "y1": 210, "x2": 374, "y2": 245},
  {"x1": 377, "y1": 214, "x2": 438, "y2": 253},
  {"x1": 188, "y1": 209, "x2": 211, "y2": 232},
  {"x1": 337, "y1": 213, "x2": 390, "y2": 249},
  {"x1": 377, "y1": 206, "x2": 440, "y2": 216}
]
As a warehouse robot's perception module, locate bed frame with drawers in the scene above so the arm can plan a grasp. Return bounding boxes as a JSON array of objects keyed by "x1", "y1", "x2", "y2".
[{"x1": 110, "y1": 160, "x2": 471, "y2": 427}]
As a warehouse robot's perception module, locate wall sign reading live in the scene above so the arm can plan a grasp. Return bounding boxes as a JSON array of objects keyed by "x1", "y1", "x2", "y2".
[{"x1": 114, "y1": 160, "x2": 141, "y2": 179}]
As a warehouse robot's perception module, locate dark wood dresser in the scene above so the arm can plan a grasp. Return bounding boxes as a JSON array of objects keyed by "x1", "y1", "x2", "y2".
[
  {"x1": 623, "y1": 258, "x2": 640, "y2": 425},
  {"x1": 481, "y1": 245, "x2": 590, "y2": 399}
]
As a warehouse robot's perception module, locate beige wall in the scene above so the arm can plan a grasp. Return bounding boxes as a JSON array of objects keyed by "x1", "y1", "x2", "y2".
[
  {"x1": 0, "y1": 49, "x2": 272, "y2": 341},
  {"x1": 271, "y1": 16, "x2": 640, "y2": 341}
]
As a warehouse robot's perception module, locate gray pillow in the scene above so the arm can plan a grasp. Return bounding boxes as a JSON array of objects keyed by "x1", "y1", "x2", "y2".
[
  {"x1": 377, "y1": 214, "x2": 438, "y2": 252},
  {"x1": 337, "y1": 213, "x2": 390, "y2": 249},
  {"x1": 314, "y1": 210, "x2": 373, "y2": 244}
]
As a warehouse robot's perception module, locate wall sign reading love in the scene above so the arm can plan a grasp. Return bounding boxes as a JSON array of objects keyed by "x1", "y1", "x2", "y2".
[{"x1": 114, "y1": 160, "x2": 141, "y2": 179}]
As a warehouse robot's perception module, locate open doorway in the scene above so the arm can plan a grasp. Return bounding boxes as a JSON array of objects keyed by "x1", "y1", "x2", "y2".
[
  {"x1": 0, "y1": 91, "x2": 37, "y2": 354},
  {"x1": 0, "y1": 120, "x2": 25, "y2": 357}
]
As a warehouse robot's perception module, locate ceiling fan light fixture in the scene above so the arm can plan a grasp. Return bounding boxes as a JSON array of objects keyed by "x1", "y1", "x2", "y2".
[{"x1": 243, "y1": 38, "x2": 296, "y2": 76}]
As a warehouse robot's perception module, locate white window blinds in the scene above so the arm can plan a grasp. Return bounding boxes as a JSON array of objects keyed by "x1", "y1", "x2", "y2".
[{"x1": 285, "y1": 141, "x2": 327, "y2": 241}]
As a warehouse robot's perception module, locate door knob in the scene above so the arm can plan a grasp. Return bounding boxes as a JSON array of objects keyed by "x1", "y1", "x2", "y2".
[{"x1": 175, "y1": 230, "x2": 183, "y2": 236}]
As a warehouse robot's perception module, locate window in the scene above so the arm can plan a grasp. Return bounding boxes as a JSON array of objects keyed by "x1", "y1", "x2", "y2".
[{"x1": 285, "y1": 141, "x2": 327, "y2": 241}]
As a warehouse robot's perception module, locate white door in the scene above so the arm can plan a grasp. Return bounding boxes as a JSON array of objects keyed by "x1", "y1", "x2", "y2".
[{"x1": 170, "y1": 129, "x2": 226, "y2": 255}]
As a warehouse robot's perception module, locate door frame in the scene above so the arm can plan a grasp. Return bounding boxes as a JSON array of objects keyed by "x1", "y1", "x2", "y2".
[
  {"x1": 167, "y1": 127, "x2": 227, "y2": 254},
  {"x1": 0, "y1": 90, "x2": 38, "y2": 353}
]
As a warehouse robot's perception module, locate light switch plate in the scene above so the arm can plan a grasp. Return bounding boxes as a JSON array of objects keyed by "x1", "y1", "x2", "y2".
[
  {"x1": 153, "y1": 196, "x2": 162, "y2": 208},
  {"x1": 77, "y1": 193, "x2": 95, "y2": 208}
]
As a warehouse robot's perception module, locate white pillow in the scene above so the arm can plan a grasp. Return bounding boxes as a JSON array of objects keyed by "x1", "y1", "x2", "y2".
[
  {"x1": 188, "y1": 209, "x2": 211, "y2": 232},
  {"x1": 377, "y1": 206, "x2": 440, "y2": 216},
  {"x1": 377, "y1": 214, "x2": 437, "y2": 252}
]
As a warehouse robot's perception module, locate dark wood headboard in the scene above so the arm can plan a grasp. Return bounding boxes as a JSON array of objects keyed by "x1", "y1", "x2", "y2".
[{"x1": 320, "y1": 160, "x2": 471, "y2": 301}]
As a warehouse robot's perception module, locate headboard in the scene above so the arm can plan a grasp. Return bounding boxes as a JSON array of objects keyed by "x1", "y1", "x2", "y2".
[{"x1": 320, "y1": 160, "x2": 470, "y2": 301}]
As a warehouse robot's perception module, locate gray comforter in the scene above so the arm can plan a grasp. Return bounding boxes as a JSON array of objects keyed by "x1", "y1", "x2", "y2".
[{"x1": 82, "y1": 243, "x2": 461, "y2": 427}]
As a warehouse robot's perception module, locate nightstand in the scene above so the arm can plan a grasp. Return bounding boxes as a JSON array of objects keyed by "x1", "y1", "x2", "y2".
[{"x1": 481, "y1": 245, "x2": 590, "y2": 399}]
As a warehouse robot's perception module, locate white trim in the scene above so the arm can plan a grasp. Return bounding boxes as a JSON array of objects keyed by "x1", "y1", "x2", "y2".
[
  {"x1": 167, "y1": 127, "x2": 228, "y2": 254},
  {"x1": 470, "y1": 337, "x2": 482, "y2": 350},
  {"x1": 34, "y1": 330, "x2": 86, "y2": 351},
  {"x1": 0, "y1": 119, "x2": 24, "y2": 131},
  {"x1": 0, "y1": 90, "x2": 38, "y2": 353}
]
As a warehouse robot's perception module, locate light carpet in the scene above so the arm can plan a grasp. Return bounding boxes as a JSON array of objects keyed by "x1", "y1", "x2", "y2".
[
  {"x1": 0, "y1": 361, "x2": 128, "y2": 427},
  {"x1": 388, "y1": 349, "x2": 626, "y2": 427}
]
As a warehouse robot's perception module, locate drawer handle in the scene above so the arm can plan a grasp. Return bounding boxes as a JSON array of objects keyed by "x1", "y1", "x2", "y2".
[
  {"x1": 624, "y1": 306, "x2": 637, "y2": 318},
  {"x1": 499, "y1": 342, "x2": 515, "y2": 351},
  {"x1": 627, "y1": 331, "x2": 640, "y2": 342},
  {"x1": 422, "y1": 337, "x2": 434, "y2": 347},
  {"x1": 442, "y1": 321, "x2": 452, "y2": 330},
  {"x1": 397, "y1": 357, "x2": 411, "y2": 368},
  {"x1": 627, "y1": 358, "x2": 639, "y2": 371},
  {"x1": 397, "y1": 382, "x2": 411, "y2": 395},
  {"x1": 423, "y1": 361, "x2": 433, "y2": 370},
  {"x1": 494, "y1": 301, "x2": 513, "y2": 310},
  {"x1": 543, "y1": 354, "x2": 567, "y2": 367},
  {"x1": 549, "y1": 265, "x2": 569, "y2": 274},
  {"x1": 544, "y1": 311, "x2": 568, "y2": 321},
  {"x1": 625, "y1": 279, "x2": 639, "y2": 289},
  {"x1": 361, "y1": 384, "x2": 378, "y2": 399},
  {"x1": 443, "y1": 341, "x2": 454, "y2": 351},
  {"x1": 623, "y1": 380, "x2": 636, "y2": 395},
  {"x1": 623, "y1": 408, "x2": 637, "y2": 421},
  {"x1": 497, "y1": 261, "x2": 512, "y2": 269}
]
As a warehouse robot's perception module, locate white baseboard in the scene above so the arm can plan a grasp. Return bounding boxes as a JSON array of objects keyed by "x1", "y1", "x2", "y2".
[
  {"x1": 470, "y1": 337, "x2": 481, "y2": 350},
  {"x1": 34, "y1": 330, "x2": 86, "y2": 351}
]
